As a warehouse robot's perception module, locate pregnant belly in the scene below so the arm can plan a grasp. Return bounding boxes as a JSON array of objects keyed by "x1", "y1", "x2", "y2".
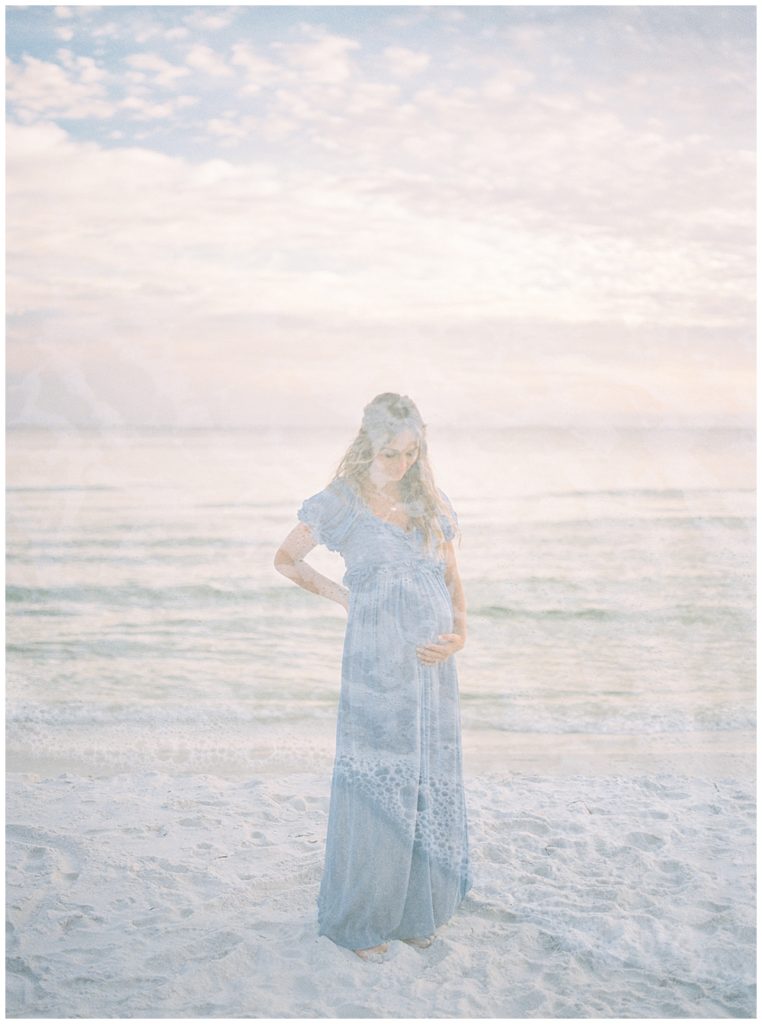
[
  {"x1": 407, "y1": 578, "x2": 453, "y2": 644},
  {"x1": 348, "y1": 567, "x2": 453, "y2": 647}
]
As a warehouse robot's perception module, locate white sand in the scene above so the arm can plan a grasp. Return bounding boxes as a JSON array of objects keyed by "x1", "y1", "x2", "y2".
[{"x1": 6, "y1": 732, "x2": 756, "y2": 1018}]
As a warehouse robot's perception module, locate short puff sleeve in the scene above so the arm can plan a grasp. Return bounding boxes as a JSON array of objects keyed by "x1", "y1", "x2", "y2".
[
  {"x1": 297, "y1": 479, "x2": 358, "y2": 553},
  {"x1": 437, "y1": 488, "x2": 459, "y2": 542}
]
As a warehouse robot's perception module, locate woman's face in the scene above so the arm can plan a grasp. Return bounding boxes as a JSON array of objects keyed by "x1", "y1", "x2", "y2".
[{"x1": 370, "y1": 429, "x2": 420, "y2": 486}]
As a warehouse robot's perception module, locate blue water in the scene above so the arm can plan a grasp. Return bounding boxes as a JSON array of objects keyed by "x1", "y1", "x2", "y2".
[{"x1": 6, "y1": 426, "x2": 755, "y2": 775}]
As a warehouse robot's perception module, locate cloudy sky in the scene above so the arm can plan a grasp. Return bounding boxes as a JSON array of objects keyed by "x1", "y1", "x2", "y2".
[{"x1": 6, "y1": 4, "x2": 755, "y2": 429}]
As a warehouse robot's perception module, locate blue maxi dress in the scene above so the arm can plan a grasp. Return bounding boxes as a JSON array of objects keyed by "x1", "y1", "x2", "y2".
[{"x1": 297, "y1": 476, "x2": 472, "y2": 950}]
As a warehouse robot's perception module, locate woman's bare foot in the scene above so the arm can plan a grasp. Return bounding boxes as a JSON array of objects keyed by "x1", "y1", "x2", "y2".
[
  {"x1": 401, "y1": 935, "x2": 435, "y2": 948},
  {"x1": 354, "y1": 942, "x2": 389, "y2": 961}
]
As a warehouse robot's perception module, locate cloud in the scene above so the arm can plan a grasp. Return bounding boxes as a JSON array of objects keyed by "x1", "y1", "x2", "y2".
[
  {"x1": 481, "y1": 65, "x2": 535, "y2": 100},
  {"x1": 342, "y1": 82, "x2": 401, "y2": 116},
  {"x1": 89, "y1": 21, "x2": 123, "y2": 41},
  {"x1": 230, "y1": 43, "x2": 277, "y2": 95},
  {"x1": 185, "y1": 43, "x2": 233, "y2": 78},
  {"x1": 4, "y1": 7, "x2": 754, "y2": 426},
  {"x1": 124, "y1": 52, "x2": 191, "y2": 88},
  {"x1": 5, "y1": 118, "x2": 751, "y2": 336},
  {"x1": 207, "y1": 114, "x2": 258, "y2": 143},
  {"x1": 164, "y1": 27, "x2": 190, "y2": 42},
  {"x1": 120, "y1": 93, "x2": 198, "y2": 121},
  {"x1": 383, "y1": 46, "x2": 430, "y2": 79},
  {"x1": 6, "y1": 53, "x2": 115, "y2": 121},
  {"x1": 271, "y1": 24, "x2": 361, "y2": 85},
  {"x1": 183, "y1": 8, "x2": 237, "y2": 32},
  {"x1": 56, "y1": 48, "x2": 107, "y2": 84}
]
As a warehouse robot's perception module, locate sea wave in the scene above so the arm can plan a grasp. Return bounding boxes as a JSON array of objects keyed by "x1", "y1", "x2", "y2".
[{"x1": 6, "y1": 698, "x2": 754, "y2": 736}]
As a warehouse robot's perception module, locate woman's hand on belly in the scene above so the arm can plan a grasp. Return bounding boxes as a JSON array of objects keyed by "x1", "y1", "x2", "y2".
[{"x1": 416, "y1": 632, "x2": 465, "y2": 664}]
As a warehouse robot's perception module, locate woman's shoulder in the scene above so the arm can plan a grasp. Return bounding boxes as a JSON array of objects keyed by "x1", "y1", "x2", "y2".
[
  {"x1": 328, "y1": 475, "x2": 356, "y2": 498},
  {"x1": 303, "y1": 475, "x2": 356, "y2": 504},
  {"x1": 297, "y1": 476, "x2": 359, "y2": 552},
  {"x1": 321, "y1": 476, "x2": 362, "y2": 512}
]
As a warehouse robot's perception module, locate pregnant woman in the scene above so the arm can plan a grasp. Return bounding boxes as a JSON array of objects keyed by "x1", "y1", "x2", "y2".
[{"x1": 274, "y1": 392, "x2": 472, "y2": 962}]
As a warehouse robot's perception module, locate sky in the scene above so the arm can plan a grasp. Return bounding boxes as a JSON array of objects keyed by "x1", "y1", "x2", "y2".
[{"x1": 5, "y1": 3, "x2": 756, "y2": 429}]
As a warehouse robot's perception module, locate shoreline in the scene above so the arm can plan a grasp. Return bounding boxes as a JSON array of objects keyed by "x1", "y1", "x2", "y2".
[
  {"x1": 6, "y1": 728, "x2": 755, "y2": 783},
  {"x1": 463, "y1": 727, "x2": 755, "y2": 780}
]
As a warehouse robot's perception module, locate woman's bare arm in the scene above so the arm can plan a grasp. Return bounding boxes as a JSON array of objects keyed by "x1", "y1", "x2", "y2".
[{"x1": 273, "y1": 524, "x2": 349, "y2": 611}]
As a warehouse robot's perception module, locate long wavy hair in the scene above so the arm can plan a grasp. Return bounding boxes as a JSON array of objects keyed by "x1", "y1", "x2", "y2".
[{"x1": 327, "y1": 392, "x2": 460, "y2": 553}]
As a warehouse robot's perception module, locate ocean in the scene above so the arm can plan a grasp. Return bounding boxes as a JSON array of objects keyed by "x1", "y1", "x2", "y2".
[{"x1": 6, "y1": 425, "x2": 755, "y2": 779}]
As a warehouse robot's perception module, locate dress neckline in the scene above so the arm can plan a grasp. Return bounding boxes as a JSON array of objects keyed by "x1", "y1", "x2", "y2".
[
  {"x1": 364, "y1": 507, "x2": 418, "y2": 536},
  {"x1": 337, "y1": 477, "x2": 418, "y2": 537}
]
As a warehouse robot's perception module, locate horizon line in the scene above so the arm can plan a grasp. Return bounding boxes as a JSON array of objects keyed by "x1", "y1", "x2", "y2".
[{"x1": 5, "y1": 422, "x2": 755, "y2": 432}]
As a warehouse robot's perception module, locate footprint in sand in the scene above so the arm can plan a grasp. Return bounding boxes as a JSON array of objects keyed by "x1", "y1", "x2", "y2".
[
  {"x1": 625, "y1": 831, "x2": 665, "y2": 851},
  {"x1": 7, "y1": 825, "x2": 83, "y2": 887}
]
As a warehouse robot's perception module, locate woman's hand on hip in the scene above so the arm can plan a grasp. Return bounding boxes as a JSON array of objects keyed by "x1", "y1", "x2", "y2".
[{"x1": 416, "y1": 633, "x2": 465, "y2": 664}]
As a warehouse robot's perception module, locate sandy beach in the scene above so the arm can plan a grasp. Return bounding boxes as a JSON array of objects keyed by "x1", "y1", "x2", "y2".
[{"x1": 7, "y1": 731, "x2": 755, "y2": 1018}]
